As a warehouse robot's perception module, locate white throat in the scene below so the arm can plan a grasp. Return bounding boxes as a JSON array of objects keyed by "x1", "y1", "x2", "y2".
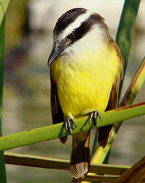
[{"x1": 62, "y1": 24, "x2": 108, "y2": 57}]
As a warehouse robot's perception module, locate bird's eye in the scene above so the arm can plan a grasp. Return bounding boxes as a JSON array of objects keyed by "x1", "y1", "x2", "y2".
[
  {"x1": 66, "y1": 39, "x2": 72, "y2": 45},
  {"x1": 64, "y1": 37, "x2": 72, "y2": 46},
  {"x1": 66, "y1": 33, "x2": 74, "y2": 45},
  {"x1": 67, "y1": 33, "x2": 74, "y2": 40}
]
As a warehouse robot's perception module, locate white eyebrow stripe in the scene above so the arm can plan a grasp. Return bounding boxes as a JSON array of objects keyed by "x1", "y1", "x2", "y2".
[{"x1": 59, "y1": 10, "x2": 93, "y2": 40}]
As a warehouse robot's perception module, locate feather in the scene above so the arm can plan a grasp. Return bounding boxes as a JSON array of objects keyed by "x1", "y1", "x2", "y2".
[
  {"x1": 70, "y1": 131, "x2": 90, "y2": 178},
  {"x1": 50, "y1": 79, "x2": 67, "y2": 143}
]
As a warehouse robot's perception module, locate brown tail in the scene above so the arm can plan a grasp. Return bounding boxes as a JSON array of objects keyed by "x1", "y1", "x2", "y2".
[{"x1": 70, "y1": 131, "x2": 90, "y2": 178}]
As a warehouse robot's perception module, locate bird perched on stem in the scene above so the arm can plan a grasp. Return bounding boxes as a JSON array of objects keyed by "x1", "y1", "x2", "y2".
[{"x1": 47, "y1": 8, "x2": 123, "y2": 179}]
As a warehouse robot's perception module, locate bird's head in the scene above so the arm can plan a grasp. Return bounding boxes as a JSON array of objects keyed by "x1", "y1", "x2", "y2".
[{"x1": 47, "y1": 8, "x2": 109, "y2": 66}]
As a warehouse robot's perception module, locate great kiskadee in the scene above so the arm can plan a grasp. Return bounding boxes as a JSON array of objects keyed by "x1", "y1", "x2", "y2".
[{"x1": 47, "y1": 8, "x2": 123, "y2": 179}]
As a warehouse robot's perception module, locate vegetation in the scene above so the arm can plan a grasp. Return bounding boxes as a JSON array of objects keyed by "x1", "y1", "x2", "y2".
[{"x1": 0, "y1": 17, "x2": 6, "y2": 183}]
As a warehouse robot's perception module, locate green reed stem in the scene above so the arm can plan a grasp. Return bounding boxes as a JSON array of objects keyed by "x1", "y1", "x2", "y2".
[{"x1": 0, "y1": 17, "x2": 7, "y2": 183}]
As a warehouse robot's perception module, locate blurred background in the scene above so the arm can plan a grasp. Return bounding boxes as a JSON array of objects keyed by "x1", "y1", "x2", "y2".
[{"x1": 2, "y1": 0, "x2": 145, "y2": 182}]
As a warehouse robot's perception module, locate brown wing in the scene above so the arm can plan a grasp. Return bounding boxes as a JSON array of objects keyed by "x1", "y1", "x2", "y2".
[
  {"x1": 98, "y1": 38, "x2": 124, "y2": 148},
  {"x1": 98, "y1": 78, "x2": 120, "y2": 147},
  {"x1": 50, "y1": 79, "x2": 67, "y2": 143}
]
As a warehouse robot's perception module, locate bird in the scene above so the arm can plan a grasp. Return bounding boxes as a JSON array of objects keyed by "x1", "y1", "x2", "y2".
[{"x1": 47, "y1": 8, "x2": 123, "y2": 179}]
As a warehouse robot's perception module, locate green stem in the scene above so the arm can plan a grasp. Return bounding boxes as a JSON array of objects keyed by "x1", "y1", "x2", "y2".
[
  {"x1": 0, "y1": 102, "x2": 145, "y2": 151},
  {"x1": 120, "y1": 57, "x2": 145, "y2": 106},
  {"x1": 117, "y1": 0, "x2": 141, "y2": 97},
  {"x1": 115, "y1": 56, "x2": 145, "y2": 132},
  {"x1": 0, "y1": 0, "x2": 10, "y2": 26},
  {"x1": 0, "y1": 17, "x2": 7, "y2": 183}
]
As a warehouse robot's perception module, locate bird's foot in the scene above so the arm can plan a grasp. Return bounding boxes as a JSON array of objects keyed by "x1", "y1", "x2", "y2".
[
  {"x1": 64, "y1": 116, "x2": 77, "y2": 134},
  {"x1": 88, "y1": 111, "x2": 102, "y2": 127}
]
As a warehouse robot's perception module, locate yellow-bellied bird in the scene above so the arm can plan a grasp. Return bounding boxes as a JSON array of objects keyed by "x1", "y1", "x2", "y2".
[{"x1": 47, "y1": 8, "x2": 123, "y2": 179}]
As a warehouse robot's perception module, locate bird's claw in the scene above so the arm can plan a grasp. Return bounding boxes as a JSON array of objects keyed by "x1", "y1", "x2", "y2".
[
  {"x1": 64, "y1": 117, "x2": 77, "y2": 134},
  {"x1": 88, "y1": 111, "x2": 102, "y2": 127}
]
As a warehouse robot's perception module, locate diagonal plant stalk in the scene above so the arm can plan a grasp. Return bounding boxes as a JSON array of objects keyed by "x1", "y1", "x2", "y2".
[
  {"x1": 0, "y1": 0, "x2": 10, "y2": 26},
  {"x1": 0, "y1": 17, "x2": 7, "y2": 183},
  {"x1": 114, "y1": 155, "x2": 145, "y2": 183},
  {"x1": 91, "y1": 0, "x2": 141, "y2": 163},
  {"x1": 120, "y1": 57, "x2": 145, "y2": 106},
  {"x1": 0, "y1": 102, "x2": 145, "y2": 151}
]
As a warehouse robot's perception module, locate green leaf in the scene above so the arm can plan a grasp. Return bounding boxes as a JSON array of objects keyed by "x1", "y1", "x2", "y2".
[
  {"x1": 117, "y1": 0, "x2": 141, "y2": 97},
  {"x1": 120, "y1": 57, "x2": 145, "y2": 106},
  {"x1": 116, "y1": 0, "x2": 141, "y2": 72},
  {"x1": 0, "y1": 0, "x2": 10, "y2": 26},
  {"x1": 0, "y1": 17, "x2": 7, "y2": 183}
]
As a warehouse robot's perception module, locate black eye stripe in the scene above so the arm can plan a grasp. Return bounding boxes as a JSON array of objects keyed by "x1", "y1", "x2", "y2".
[
  {"x1": 54, "y1": 8, "x2": 87, "y2": 34},
  {"x1": 66, "y1": 13, "x2": 107, "y2": 44}
]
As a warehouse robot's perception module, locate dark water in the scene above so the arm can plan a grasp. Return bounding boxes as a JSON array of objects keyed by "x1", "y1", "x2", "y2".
[{"x1": 2, "y1": 32, "x2": 145, "y2": 183}]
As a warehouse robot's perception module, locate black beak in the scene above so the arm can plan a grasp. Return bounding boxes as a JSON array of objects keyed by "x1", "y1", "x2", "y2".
[{"x1": 47, "y1": 45, "x2": 64, "y2": 67}]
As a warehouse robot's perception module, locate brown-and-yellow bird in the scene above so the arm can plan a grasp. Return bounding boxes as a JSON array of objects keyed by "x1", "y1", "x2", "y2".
[{"x1": 47, "y1": 8, "x2": 123, "y2": 179}]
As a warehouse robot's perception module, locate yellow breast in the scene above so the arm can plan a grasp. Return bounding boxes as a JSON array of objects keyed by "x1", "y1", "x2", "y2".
[{"x1": 50, "y1": 46, "x2": 121, "y2": 119}]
